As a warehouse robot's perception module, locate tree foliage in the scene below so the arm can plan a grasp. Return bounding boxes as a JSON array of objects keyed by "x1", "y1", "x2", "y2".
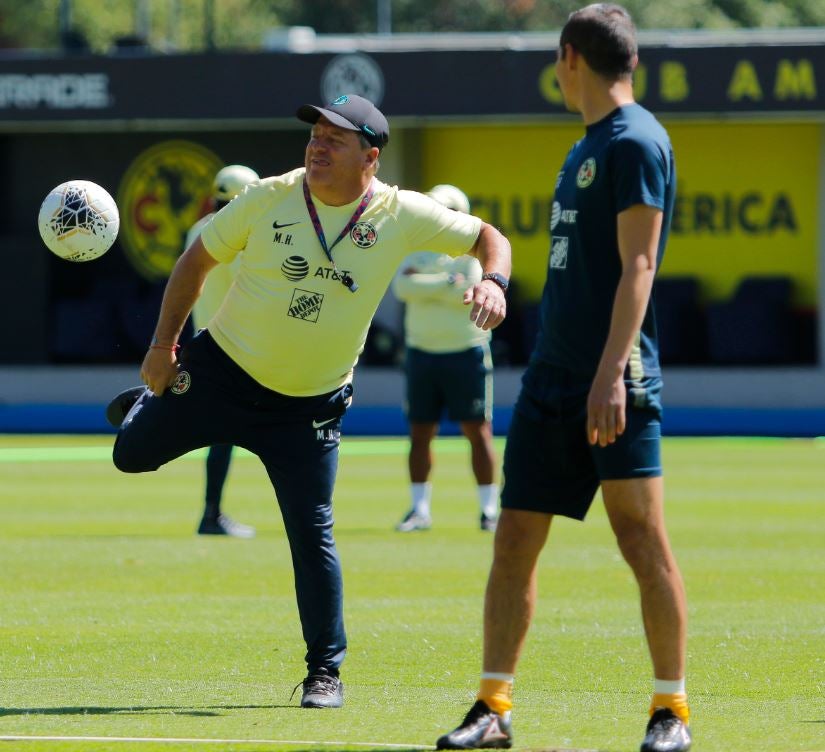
[
  {"x1": 0, "y1": 0, "x2": 286, "y2": 53},
  {"x1": 1, "y1": 0, "x2": 824, "y2": 53},
  {"x1": 265, "y1": 0, "x2": 825, "y2": 34}
]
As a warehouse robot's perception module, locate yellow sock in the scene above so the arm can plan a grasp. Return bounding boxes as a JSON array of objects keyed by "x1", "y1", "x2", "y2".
[
  {"x1": 478, "y1": 677, "x2": 513, "y2": 715},
  {"x1": 650, "y1": 692, "x2": 690, "y2": 725}
]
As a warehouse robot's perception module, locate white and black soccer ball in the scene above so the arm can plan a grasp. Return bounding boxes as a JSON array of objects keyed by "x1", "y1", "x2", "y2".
[{"x1": 38, "y1": 179, "x2": 120, "y2": 262}]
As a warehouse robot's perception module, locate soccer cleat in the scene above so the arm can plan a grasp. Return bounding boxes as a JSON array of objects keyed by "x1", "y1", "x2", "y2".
[
  {"x1": 480, "y1": 513, "x2": 497, "y2": 532},
  {"x1": 395, "y1": 509, "x2": 432, "y2": 532},
  {"x1": 299, "y1": 668, "x2": 344, "y2": 708},
  {"x1": 640, "y1": 708, "x2": 692, "y2": 752},
  {"x1": 197, "y1": 514, "x2": 256, "y2": 539},
  {"x1": 105, "y1": 385, "x2": 148, "y2": 428},
  {"x1": 436, "y1": 700, "x2": 513, "y2": 749}
]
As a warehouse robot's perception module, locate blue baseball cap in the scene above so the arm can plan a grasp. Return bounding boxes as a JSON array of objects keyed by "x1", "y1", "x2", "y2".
[{"x1": 297, "y1": 94, "x2": 389, "y2": 151}]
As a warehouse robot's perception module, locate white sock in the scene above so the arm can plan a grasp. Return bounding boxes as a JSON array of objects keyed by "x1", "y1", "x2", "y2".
[
  {"x1": 478, "y1": 484, "x2": 499, "y2": 517},
  {"x1": 654, "y1": 678, "x2": 686, "y2": 694},
  {"x1": 411, "y1": 482, "x2": 432, "y2": 517},
  {"x1": 481, "y1": 671, "x2": 514, "y2": 682}
]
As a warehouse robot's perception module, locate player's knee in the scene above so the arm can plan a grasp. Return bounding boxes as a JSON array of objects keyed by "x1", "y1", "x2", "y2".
[
  {"x1": 493, "y1": 520, "x2": 527, "y2": 563},
  {"x1": 493, "y1": 528, "x2": 522, "y2": 563},
  {"x1": 112, "y1": 435, "x2": 158, "y2": 474},
  {"x1": 614, "y1": 523, "x2": 664, "y2": 574},
  {"x1": 492, "y1": 512, "x2": 546, "y2": 567},
  {"x1": 461, "y1": 420, "x2": 492, "y2": 441}
]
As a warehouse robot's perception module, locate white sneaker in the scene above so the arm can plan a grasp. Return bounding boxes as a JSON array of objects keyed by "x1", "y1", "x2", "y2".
[
  {"x1": 480, "y1": 513, "x2": 497, "y2": 532},
  {"x1": 395, "y1": 509, "x2": 432, "y2": 532},
  {"x1": 198, "y1": 513, "x2": 256, "y2": 539}
]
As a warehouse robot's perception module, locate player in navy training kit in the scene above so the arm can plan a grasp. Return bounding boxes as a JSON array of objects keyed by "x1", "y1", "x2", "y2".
[{"x1": 438, "y1": 6, "x2": 691, "y2": 752}]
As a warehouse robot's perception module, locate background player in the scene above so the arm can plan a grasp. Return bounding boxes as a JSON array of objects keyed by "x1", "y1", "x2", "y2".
[
  {"x1": 392, "y1": 184, "x2": 499, "y2": 532},
  {"x1": 188, "y1": 164, "x2": 260, "y2": 538}
]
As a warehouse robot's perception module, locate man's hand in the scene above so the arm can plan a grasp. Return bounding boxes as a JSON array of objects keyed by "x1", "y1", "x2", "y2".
[
  {"x1": 586, "y1": 370, "x2": 626, "y2": 447},
  {"x1": 140, "y1": 347, "x2": 179, "y2": 396},
  {"x1": 464, "y1": 278, "x2": 507, "y2": 330}
]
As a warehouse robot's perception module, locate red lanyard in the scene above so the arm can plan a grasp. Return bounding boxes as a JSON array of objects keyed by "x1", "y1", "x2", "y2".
[{"x1": 302, "y1": 177, "x2": 374, "y2": 292}]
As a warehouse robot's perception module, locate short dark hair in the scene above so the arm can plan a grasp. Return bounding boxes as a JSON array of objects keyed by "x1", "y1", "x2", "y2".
[{"x1": 559, "y1": 3, "x2": 638, "y2": 80}]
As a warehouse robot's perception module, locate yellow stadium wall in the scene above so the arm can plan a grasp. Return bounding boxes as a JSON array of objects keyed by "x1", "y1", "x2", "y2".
[{"x1": 420, "y1": 121, "x2": 820, "y2": 306}]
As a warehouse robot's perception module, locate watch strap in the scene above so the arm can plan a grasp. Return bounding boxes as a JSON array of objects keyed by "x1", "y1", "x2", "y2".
[{"x1": 481, "y1": 272, "x2": 509, "y2": 292}]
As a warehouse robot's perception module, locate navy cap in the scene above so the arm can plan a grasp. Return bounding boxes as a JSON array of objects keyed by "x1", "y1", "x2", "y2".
[{"x1": 297, "y1": 94, "x2": 389, "y2": 151}]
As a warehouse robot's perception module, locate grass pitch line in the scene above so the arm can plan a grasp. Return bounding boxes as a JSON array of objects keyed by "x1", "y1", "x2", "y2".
[
  {"x1": 0, "y1": 735, "x2": 431, "y2": 749},
  {"x1": 0, "y1": 438, "x2": 428, "y2": 463},
  {"x1": 0, "y1": 739, "x2": 606, "y2": 752}
]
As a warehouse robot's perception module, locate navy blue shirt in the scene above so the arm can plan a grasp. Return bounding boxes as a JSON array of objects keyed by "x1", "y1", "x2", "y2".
[{"x1": 533, "y1": 103, "x2": 675, "y2": 379}]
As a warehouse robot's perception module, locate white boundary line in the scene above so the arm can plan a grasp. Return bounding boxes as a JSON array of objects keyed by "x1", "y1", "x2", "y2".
[
  {"x1": 0, "y1": 735, "x2": 430, "y2": 748},
  {"x1": 2, "y1": 734, "x2": 819, "y2": 752}
]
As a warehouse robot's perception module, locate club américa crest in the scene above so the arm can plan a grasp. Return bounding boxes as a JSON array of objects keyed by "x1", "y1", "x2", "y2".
[
  {"x1": 117, "y1": 140, "x2": 223, "y2": 281},
  {"x1": 170, "y1": 370, "x2": 192, "y2": 395},
  {"x1": 576, "y1": 157, "x2": 597, "y2": 188},
  {"x1": 350, "y1": 221, "x2": 377, "y2": 248}
]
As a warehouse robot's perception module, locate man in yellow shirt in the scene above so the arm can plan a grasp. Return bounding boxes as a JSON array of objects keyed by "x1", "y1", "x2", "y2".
[
  {"x1": 109, "y1": 94, "x2": 511, "y2": 709},
  {"x1": 392, "y1": 184, "x2": 498, "y2": 532},
  {"x1": 188, "y1": 164, "x2": 259, "y2": 539}
]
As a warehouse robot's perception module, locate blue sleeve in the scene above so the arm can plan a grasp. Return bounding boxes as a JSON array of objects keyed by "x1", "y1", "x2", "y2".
[{"x1": 611, "y1": 136, "x2": 670, "y2": 213}]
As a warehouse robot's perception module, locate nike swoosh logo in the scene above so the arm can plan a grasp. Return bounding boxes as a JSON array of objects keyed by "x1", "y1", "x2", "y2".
[
  {"x1": 273, "y1": 221, "x2": 300, "y2": 229},
  {"x1": 312, "y1": 418, "x2": 336, "y2": 428}
]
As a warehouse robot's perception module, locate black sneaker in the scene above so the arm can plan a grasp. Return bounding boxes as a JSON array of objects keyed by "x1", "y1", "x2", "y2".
[
  {"x1": 197, "y1": 514, "x2": 256, "y2": 539},
  {"x1": 640, "y1": 708, "x2": 692, "y2": 752},
  {"x1": 105, "y1": 385, "x2": 148, "y2": 428},
  {"x1": 480, "y1": 513, "x2": 497, "y2": 532},
  {"x1": 299, "y1": 668, "x2": 343, "y2": 709},
  {"x1": 437, "y1": 700, "x2": 512, "y2": 749}
]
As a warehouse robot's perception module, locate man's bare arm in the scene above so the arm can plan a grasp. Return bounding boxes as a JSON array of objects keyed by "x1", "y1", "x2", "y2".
[
  {"x1": 466, "y1": 222, "x2": 512, "y2": 330},
  {"x1": 140, "y1": 237, "x2": 219, "y2": 395},
  {"x1": 587, "y1": 204, "x2": 662, "y2": 447}
]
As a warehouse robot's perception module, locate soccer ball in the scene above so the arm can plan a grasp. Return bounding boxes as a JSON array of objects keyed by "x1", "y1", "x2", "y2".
[{"x1": 38, "y1": 179, "x2": 120, "y2": 262}]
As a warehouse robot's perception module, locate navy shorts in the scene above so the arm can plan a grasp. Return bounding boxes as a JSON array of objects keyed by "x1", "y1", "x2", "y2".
[
  {"x1": 405, "y1": 344, "x2": 493, "y2": 423},
  {"x1": 501, "y1": 360, "x2": 662, "y2": 521}
]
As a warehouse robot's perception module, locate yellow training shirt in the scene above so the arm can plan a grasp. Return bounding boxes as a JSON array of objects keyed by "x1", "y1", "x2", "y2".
[
  {"x1": 392, "y1": 252, "x2": 491, "y2": 353},
  {"x1": 200, "y1": 168, "x2": 482, "y2": 396}
]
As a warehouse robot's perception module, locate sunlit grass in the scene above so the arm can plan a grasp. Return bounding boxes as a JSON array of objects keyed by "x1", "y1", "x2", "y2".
[{"x1": 0, "y1": 435, "x2": 822, "y2": 752}]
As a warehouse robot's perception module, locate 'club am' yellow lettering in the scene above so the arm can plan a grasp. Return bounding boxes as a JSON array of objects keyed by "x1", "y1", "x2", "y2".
[
  {"x1": 660, "y1": 61, "x2": 689, "y2": 102},
  {"x1": 633, "y1": 63, "x2": 647, "y2": 100},
  {"x1": 728, "y1": 60, "x2": 763, "y2": 101},
  {"x1": 538, "y1": 64, "x2": 564, "y2": 104},
  {"x1": 775, "y1": 59, "x2": 816, "y2": 100}
]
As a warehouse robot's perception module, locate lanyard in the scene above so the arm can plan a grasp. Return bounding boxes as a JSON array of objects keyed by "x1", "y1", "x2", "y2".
[{"x1": 302, "y1": 177, "x2": 374, "y2": 293}]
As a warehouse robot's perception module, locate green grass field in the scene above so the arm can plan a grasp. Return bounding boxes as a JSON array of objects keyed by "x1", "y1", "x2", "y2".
[{"x1": 0, "y1": 434, "x2": 823, "y2": 752}]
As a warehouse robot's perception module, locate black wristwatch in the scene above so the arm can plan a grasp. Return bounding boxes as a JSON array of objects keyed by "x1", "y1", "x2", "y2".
[{"x1": 481, "y1": 272, "x2": 509, "y2": 293}]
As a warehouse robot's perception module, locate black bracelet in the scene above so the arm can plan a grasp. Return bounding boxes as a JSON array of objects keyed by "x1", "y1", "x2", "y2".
[{"x1": 481, "y1": 272, "x2": 509, "y2": 293}]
